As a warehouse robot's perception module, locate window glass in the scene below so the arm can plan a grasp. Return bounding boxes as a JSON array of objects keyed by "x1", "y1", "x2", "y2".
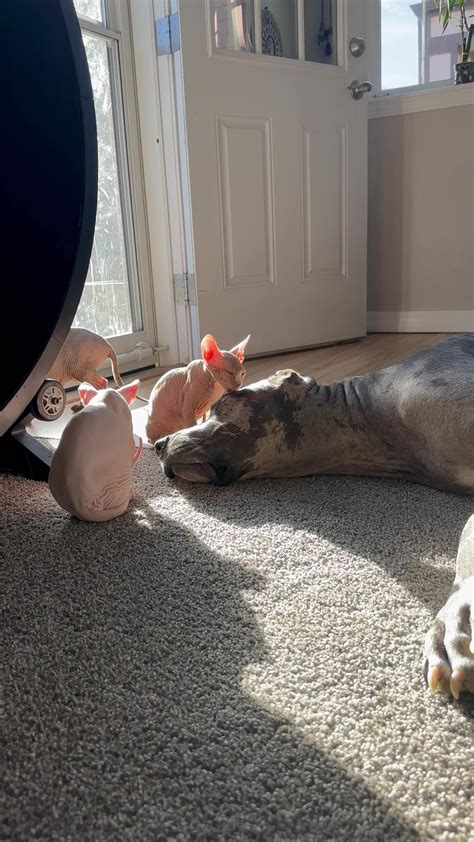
[
  {"x1": 261, "y1": 1, "x2": 298, "y2": 59},
  {"x1": 73, "y1": 0, "x2": 104, "y2": 24},
  {"x1": 73, "y1": 34, "x2": 136, "y2": 337},
  {"x1": 304, "y1": 0, "x2": 337, "y2": 65},
  {"x1": 211, "y1": 0, "x2": 255, "y2": 52},
  {"x1": 381, "y1": 0, "x2": 474, "y2": 90}
]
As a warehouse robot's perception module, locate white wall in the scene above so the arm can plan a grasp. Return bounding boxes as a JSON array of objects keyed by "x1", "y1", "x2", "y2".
[{"x1": 367, "y1": 103, "x2": 474, "y2": 331}]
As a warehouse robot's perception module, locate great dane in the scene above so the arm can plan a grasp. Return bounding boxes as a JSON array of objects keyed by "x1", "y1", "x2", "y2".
[{"x1": 155, "y1": 333, "x2": 474, "y2": 700}]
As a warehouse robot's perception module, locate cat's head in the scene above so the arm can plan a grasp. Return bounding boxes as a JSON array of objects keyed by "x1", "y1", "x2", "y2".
[
  {"x1": 201, "y1": 334, "x2": 250, "y2": 391},
  {"x1": 78, "y1": 380, "x2": 140, "y2": 413}
]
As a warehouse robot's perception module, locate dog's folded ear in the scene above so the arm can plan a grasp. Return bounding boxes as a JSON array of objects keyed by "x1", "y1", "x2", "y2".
[{"x1": 154, "y1": 437, "x2": 169, "y2": 454}]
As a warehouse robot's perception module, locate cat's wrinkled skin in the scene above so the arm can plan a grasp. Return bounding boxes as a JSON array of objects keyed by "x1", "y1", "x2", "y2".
[
  {"x1": 145, "y1": 334, "x2": 250, "y2": 444},
  {"x1": 48, "y1": 381, "x2": 142, "y2": 522},
  {"x1": 47, "y1": 327, "x2": 123, "y2": 390},
  {"x1": 156, "y1": 333, "x2": 474, "y2": 699}
]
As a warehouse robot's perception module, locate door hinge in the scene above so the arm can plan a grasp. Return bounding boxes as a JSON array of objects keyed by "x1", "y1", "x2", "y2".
[
  {"x1": 173, "y1": 272, "x2": 196, "y2": 306},
  {"x1": 155, "y1": 12, "x2": 180, "y2": 56}
]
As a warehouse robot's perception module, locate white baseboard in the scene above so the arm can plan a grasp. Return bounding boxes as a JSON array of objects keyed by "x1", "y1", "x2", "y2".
[{"x1": 367, "y1": 311, "x2": 474, "y2": 333}]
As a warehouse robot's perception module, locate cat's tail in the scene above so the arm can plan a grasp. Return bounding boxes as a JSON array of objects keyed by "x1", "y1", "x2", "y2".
[
  {"x1": 107, "y1": 344, "x2": 149, "y2": 402},
  {"x1": 107, "y1": 345, "x2": 124, "y2": 387}
]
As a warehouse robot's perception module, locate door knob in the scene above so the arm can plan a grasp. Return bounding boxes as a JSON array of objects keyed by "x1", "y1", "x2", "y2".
[
  {"x1": 348, "y1": 80, "x2": 373, "y2": 100},
  {"x1": 349, "y1": 37, "x2": 366, "y2": 57}
]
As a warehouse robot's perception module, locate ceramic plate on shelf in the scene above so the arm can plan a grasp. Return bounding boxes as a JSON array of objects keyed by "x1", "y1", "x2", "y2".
[{"x1": 261, "y1": 7, "x2": 283, "y2": 56}]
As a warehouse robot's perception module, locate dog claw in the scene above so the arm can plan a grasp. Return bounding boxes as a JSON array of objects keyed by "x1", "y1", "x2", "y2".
[
  {"x1": 423, "y1": 574, "x2": 474, "y2": 700},
  {"x1": 449, "y1": 669, "x2": 465, "y2": 700},
  {"x1": 428, "y1": 665, "x2": 446, "y2": 694}
]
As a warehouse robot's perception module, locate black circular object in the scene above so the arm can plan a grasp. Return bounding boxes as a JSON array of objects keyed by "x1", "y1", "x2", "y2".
[{"x1": 0, "y1": 0, "x2": 97, "y2": 436}]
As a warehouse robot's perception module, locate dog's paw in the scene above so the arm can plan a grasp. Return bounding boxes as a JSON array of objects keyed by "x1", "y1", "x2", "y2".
[{"x1": 423, "y1": 576, "x2": 474, "y2": 699}]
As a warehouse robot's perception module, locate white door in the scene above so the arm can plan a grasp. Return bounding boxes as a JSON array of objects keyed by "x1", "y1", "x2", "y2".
[{"x1": 177, "y1": 0, "x2": 370, "y2": 355}]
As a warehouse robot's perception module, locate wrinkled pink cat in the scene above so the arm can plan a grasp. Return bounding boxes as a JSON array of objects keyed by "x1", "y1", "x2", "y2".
[
  {"x1": 145, "y1": 334, "x2": 250, "y2": 443},
  {"x1": 49, "y1": 380, "x2": 143, "y2": 522}
]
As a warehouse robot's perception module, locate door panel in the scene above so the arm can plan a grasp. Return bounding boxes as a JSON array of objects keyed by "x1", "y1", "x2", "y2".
[
  {"x1": 217, "y1": 115, "x2": 275, "y2": 288},
  {"x1": 178, "y1": 0, "x2": 369, "y2": 355},
  {"x1": 302, "y1": 121, "x2": 347, "y2": 283}
]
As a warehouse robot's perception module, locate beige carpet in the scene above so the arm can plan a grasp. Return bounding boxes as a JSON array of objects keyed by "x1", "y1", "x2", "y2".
[{"x1": 2, "y1": 449, "x2": 473, "y2": 840}]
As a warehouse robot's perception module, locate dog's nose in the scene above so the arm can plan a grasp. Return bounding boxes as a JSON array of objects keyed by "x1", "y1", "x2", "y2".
[{"x1": 154, "y1": 436, "x2": 169, "y2": 454}]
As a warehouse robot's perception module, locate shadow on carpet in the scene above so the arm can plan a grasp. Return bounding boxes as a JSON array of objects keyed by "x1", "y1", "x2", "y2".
[{"x1": 2, "y1": 454, "x2": 473, "y2": 840}]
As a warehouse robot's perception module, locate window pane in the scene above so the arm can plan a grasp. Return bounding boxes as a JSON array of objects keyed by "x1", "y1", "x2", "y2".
[
  {"x1": 304, "y1": 0, "x2": 337, "y2": 65},
  {"x1": 211, "y1": 0, "x2": 255, "y2": 52},
  {"x1": 261, "y1": 1, "x2": 298, "y2": 59},
  {"x1": 73, "y1": 0, "x2": 104, "y2": 24},
  {"x1": 381, "y1": 0, "x2": 474, "y2": 90},
  {"x1": 381, "y1": 0, "x2": 419, "y2": 90},
  {"x1": 74, "y1": 34, "x2": 135, "y2": 338}
]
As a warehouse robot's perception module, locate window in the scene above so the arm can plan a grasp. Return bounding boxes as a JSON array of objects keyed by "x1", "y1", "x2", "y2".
[
  {"x1": 210, "y1": 0, "x2": 338, "y2": 64},
  {"x1": 380, "y1": 0, "x2": 474, "y2": 93},
  {"x1": 72, "y1": 0, "x2": 152, "y2": 345}
]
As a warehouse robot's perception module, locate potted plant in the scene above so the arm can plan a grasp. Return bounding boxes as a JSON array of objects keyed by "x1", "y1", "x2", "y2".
[{"x1": 436, "y1": 0, "x2": 474, "y2": 83}]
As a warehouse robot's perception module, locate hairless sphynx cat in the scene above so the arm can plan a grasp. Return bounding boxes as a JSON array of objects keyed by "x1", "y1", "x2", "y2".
[{"x1": 155, "y1": 333, "x2": 474, "y2": 700}]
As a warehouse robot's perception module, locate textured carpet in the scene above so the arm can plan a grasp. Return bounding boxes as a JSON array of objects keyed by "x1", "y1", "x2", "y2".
[{"x1": 2, "y1": 450, "x2": 473, "y2": 841}]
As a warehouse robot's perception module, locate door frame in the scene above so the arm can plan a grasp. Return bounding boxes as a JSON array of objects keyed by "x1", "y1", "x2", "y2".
[{"x1": 129, "y1": 0, "x2": 194, "y2": 366}]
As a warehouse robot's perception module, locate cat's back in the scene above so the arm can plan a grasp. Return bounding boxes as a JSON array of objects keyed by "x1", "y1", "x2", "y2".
[
  {"x1": 146, "y1": 364, "x2": 194, "y2": 441},
  {"x1": 49, "y1": 402, "x2": 133, "y2": 520},
  {"x1": 149, "y1": 365, "x2": 189, "y2": 406}
]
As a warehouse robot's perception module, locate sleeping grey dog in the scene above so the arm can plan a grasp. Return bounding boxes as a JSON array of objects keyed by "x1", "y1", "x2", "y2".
[{"x1": 155, "y1": 333, "x2": 474, "y2": 700}]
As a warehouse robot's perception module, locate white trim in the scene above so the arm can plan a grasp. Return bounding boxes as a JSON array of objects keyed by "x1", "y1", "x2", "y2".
[
  {"x1": 297, "y1": 0, "x2": 305, "y2": 62},
  {"x1": 206, "y1": 48, "x2": 347, "y2": 77},
  {"x1": 369, "y1": 84, "x2": 474, "y2": 118},
  {"x1": 129, "y1": 0, "x2": 184, "y2": 367},
  {"x1": 75, "y1": 18, "x2": 120, "y2": 39},
  {"x1": 365, "y1": 0, "x2": 381, "y2": 95},
  {"x1": 115, "y1": 0, "x2": 160, "y2": 348},
  {"x1": 155, "y1": 0, "x2": 197, "y2": 363},
  {"x1": 368, "y1": 311, "x2": 474, "y2": 332}
]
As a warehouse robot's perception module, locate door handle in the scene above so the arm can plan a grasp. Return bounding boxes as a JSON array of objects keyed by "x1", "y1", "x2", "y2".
[{"x1": 348, "y1": 80, "x2": 373, "y2": 100}]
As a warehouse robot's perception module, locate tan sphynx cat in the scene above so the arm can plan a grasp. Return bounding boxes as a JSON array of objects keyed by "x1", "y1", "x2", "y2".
[
  {"x1": 145, "y1": 334, "x2": 250, "y2": 444},
  {"x1": 48, "y1": 380, "x2": 142, "y2": 522}
]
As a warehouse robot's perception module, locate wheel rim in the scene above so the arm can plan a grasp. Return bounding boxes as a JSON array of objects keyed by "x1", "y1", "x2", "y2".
[{"x1": 41, "y1": 385, "x2": 64, "y2": 418}]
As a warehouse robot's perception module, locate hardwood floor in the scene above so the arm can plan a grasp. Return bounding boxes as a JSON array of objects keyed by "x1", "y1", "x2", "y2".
[
  {"x1": 31, "y1": 333, "x2": 452, "y2": 441},
  {"x1": 137, "y1": 332, "x2": 451, "y2": 399}
]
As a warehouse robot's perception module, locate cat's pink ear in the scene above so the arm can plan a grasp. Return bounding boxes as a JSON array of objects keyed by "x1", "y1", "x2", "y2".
[
  {"x1": 118, "y1": 379, "x2": 140, "y2": 406},
  {"x1": 78, "y1": 383, "x2": 98, "y2": 406},
  {"x1": 230, "y1": 334, "x2": 250, "y2": 362},
  {"x1": 201, "y1": 334, "x2": 222, "y2": 363}
]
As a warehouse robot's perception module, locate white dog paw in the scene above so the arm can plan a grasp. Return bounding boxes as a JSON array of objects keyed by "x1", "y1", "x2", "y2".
[{"x1": 423, "y1": 576, "x2": 474, "y2": 699}]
